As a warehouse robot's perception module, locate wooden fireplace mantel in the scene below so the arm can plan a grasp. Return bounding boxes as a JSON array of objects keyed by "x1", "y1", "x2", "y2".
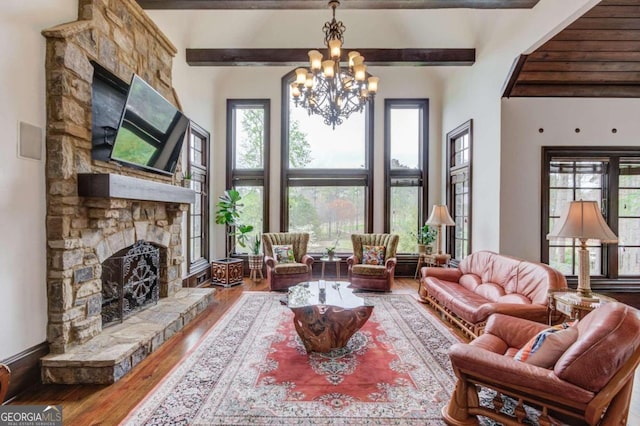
[{"x1": 78, "y1": 173, "x2": 195, "y2": 204}]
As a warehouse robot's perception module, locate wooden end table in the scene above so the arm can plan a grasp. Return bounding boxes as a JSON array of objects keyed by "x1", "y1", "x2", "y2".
[
  {"x1": 286, "y1": 281, "x2": 373, "y2": 353},
  {"x1": 414, "y1": 253, "x2": 451, "y2": 280},
  {"x1": 319, "y1": 256, "x2": 342, "y2": 279},
  {"x1": 548, "y1": 289, "x2": 616, "y2": 325}
]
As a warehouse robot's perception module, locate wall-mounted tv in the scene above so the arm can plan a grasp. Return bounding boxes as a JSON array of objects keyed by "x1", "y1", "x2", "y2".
[{"x1": 109, "y1": 74, "x2": 189, "y2": 176}]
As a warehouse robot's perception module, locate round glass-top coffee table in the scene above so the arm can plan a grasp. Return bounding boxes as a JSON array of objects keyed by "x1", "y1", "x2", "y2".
[{"x1": 286, "y1": 280, "x2": 373, "y2": 353}]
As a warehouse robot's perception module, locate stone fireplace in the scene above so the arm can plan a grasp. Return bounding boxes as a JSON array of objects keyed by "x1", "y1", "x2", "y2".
[{"x1": 40, "y1": 0, "x2": 213, "y2": 384}]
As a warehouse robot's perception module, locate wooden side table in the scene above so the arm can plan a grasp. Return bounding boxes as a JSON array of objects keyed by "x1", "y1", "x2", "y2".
[
  {"x1": 320, "y1": 256, "x2": 342, "y2": 279},
  {"x1": 548, "y1": 290, "x2": 616, "y2": 325},
  {"x1": 414, "y1": 253, "x2": 451, "y2": 280}
]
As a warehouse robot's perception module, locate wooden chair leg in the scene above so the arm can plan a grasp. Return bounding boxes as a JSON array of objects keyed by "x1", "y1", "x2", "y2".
[
  {"x1": 442, "y1": 378, "x2": 478, "y2": 426},
  {"x1": 0, "y1": 363, "x2": 11, "y2": 403}
]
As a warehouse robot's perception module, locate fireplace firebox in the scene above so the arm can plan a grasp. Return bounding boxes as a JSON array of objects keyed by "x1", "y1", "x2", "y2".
[{"x1": 101, "y1": 240, "x2": 160, "y2": 327}]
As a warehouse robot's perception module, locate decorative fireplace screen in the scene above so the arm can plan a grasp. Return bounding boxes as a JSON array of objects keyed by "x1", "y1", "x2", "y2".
[{"x1": 101, "y1": 240, "x2": 160, "y2": 327}]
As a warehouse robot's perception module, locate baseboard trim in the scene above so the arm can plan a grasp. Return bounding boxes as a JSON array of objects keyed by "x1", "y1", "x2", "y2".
[{"x1": 1, "y1": 342, "x2": 49, "y2": 403}]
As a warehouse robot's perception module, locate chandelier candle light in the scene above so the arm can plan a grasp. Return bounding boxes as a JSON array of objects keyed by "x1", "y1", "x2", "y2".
[
  {"x1": 547, "y1": 200, "x2": 617, "y2": 302},
  {"x1": 291, "y1": 0, "x2": 379, "y2": 129}
]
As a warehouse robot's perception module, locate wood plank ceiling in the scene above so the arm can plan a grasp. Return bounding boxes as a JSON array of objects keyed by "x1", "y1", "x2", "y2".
[
  {"x1": 137, "y1": 0, "x2": 540, "y2": 10},
  {"x1": 504, "y1": 0, "x2": 640, "y2": 98}
]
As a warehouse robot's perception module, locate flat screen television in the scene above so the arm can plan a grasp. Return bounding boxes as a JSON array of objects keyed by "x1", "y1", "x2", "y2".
[{"x1": 109, "y1": 74, "x2": 189, "y2": 176}]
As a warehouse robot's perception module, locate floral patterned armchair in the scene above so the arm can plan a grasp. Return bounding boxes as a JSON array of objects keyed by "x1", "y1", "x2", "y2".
[
  {"x1": 262, "y1": 232, "x2": 314, "y2": 291},
  {"x1": 347, "y1": 233, "x2": 399, "y2": 292}
]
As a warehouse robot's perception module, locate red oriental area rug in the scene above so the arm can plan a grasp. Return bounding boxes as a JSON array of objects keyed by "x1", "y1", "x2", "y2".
[{"x1": 122, "y1": 292, "x2": 461, "y2": 425}]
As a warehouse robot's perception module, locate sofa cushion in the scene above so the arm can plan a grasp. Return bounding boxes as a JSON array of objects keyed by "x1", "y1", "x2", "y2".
[
  {"x1": 273, "y1": 245, "x2": 295, "y2": 264},
  {"x1": 352, "y1": 264, "x2": 386, "y2": 276},
  {"x1": 515, "y1": 325, "x2": 578, "y2": 368},
  {"x1": 475, "y1": 283, "x2": 505, "y2": 302},
  {"x1": 274, "y1": 263, "x2": 309, "y2": 274},
  {"x1": 459, "y1": 251, "x2": 495, "y2": 279},
  {"x1": 362, "y1": 245, "x2": 385, "y2": 265},
  {"x1": 422, "y1": 278, "x2": 459, "y2": 308},
  {"x1": 459, "y1": 274, "x2": 481, "y2": 292},
  {"x1": 485, "y1": 255, "x2": 520, "y2": 294},
  {"x1": 497, "y1": 294, "x2": 531, "y2": 304},
  {"x1": 516, "y1": 261, "x2": 562, "y2": 304}
]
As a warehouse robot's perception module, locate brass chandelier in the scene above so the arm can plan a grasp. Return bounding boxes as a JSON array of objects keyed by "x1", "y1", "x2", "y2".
[{"x1": 291, "y1": 0, "x2": 379, "y2": 129}]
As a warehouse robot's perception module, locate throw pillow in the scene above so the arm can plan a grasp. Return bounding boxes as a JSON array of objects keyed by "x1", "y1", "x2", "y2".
[
  {"x1": 362, "y1": 245, "x2": 385, "y2": 265},
  {"x1": 272, "y1": 245, "x2": 295, "y2": 264},
  {"x1": 514, "y1": 322, "x2": 579, "y2": 368}
]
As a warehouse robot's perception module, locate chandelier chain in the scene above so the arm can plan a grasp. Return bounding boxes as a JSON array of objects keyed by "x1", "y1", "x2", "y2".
[{"x1": 290, "y1": 0, "x2": 378, "y2": 129}]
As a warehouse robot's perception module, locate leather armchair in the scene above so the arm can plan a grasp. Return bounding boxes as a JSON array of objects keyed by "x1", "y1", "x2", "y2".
[
  {"x1": 442, "y1": 302, "x2": 640, "y2": 425},
  {"x1": 347, "y1": 233, "x2": 399, "y2": 292},
  {"x1": 262, "y1": 232, "x2": 314, "y2": 291}
]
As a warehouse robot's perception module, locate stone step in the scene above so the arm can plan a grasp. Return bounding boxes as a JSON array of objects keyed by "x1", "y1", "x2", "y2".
[{"x1": 41, "y1": 288, "x2": 214, "y2": 384}]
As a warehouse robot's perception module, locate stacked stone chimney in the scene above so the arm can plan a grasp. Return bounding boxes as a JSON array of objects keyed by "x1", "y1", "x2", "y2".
[{"x1": 42, "y1": 0, "x2": 187, "y2": 355}]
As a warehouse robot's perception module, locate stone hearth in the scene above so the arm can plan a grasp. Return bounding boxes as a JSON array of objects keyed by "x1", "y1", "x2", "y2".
[
  {"x1": 40, "y1": 0, "x2": 212, "y2": 384},
  {"x1": 42, "y1": 288, "x2": 213, "y2": 384}
]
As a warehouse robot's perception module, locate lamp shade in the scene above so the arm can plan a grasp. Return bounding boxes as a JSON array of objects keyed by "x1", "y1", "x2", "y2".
[
  {"x1": 547, "y1": 200, "x2": 617, "y2": 242},
  {"x1": 426, "y1": 205, "x2": 455, "y2": 226}
]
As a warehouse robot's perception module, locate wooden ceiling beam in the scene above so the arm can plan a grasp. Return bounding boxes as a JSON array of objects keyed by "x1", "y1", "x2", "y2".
[
  {"x1": 186, "y1": 48, "x2": 476, "y2": 66},
  {"x1": 137, "y1": 0, "x2": 540, "y2": 10}
]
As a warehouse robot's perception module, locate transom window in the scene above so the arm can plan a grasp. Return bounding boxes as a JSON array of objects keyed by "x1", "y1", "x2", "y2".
[{"x1": 282, "y1": 72, "x2": 373, "y2": 253}]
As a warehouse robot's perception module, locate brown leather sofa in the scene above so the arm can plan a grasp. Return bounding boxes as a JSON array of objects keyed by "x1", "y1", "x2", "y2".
[
  {"x1": 419, "y1": 251, "x2": 566, "y2": 338},
  {"x1": 347, "y1": 233, "x2": 399, "y2": 292},
  {"x1": 443, "y1": 302, "x2": 640, "y2": 425},
  {"x1": 262, "y1": 232, "x2": 314, "y2": 291}
]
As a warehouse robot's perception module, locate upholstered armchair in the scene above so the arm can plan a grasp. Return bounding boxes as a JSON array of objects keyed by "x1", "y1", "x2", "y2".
[
  {"x1": 442, "y1": 302, "x2": 640, "y2": 425},
  {"x1": 347, "y1": 233, "x2": 399, "y2": 292},
  {"x1": 262, "y1": 232, "x2": 314, "y2": 291}
]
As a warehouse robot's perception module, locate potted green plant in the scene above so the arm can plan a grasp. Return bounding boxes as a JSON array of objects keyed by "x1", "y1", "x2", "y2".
[
  {"x1": 413, "y1": 224, "x2": 437, "y2": 254},
  {"x1": 325, "y1": 244, "x2": 336, "y2": 259},
  {"x1": 212, "y1": 189, "x2": 254, "y2": 287},
  {"x1": 182, "y1": 171, "x2": 192, "y2": 188},
  {"x1": 247, "y1": 234, "x2": 264, "y2": 282},
  {"x1": 324, "y1": 235, "x2": 339, "y2": 259}
]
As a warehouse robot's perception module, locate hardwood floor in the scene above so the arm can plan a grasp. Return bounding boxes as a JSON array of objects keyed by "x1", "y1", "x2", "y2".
[{"x1": 8, "y1": 278, "x2": 640, "y2": 425}]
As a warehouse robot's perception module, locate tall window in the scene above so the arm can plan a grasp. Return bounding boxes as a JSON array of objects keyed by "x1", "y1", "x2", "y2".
[
  {"x1": 384, "y1": 99, "x2": 429, "y2": 253},
  {"x1": 227, "y1": 99, "x2": 270, "y2": 254},
  {"x1": 186, "y1": 122, "x2": 210, "y2": 272},
  {"x1": 446, "y1": 120, "x2": 472, "y2": 260},
  {"x1": 282, "y1": 72, "x2": 373, "y2": 253},
  {"x1": 542, "y1": 147, "x2": 640, "y2": 281}
]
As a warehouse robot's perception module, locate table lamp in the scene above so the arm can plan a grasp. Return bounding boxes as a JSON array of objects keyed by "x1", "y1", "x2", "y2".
[
  {"x1": 426, "y1": 204, "x2": 455, "y2": 258},
  {"x1": 547, "y1": 200, "x2": 617, "y2": 301}
]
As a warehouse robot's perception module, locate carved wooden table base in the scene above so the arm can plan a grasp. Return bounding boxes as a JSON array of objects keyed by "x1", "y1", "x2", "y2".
[{"x1": 290, "y1": 304, "x2": 373, "y2": 353}]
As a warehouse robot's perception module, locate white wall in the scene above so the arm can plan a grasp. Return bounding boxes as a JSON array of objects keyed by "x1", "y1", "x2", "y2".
[
  {"x1": 441, "y1": 0, "x2": 595, "y2": 253},
  {"x1": 146, "y1": 6, "x2": 531, "y2": 259},
  {"x1": 501, "y1": 98, "x2": 640, "y2": 261},
  {"x1": 0, "y1": 0, "x2": 78, "y2": 360}
]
